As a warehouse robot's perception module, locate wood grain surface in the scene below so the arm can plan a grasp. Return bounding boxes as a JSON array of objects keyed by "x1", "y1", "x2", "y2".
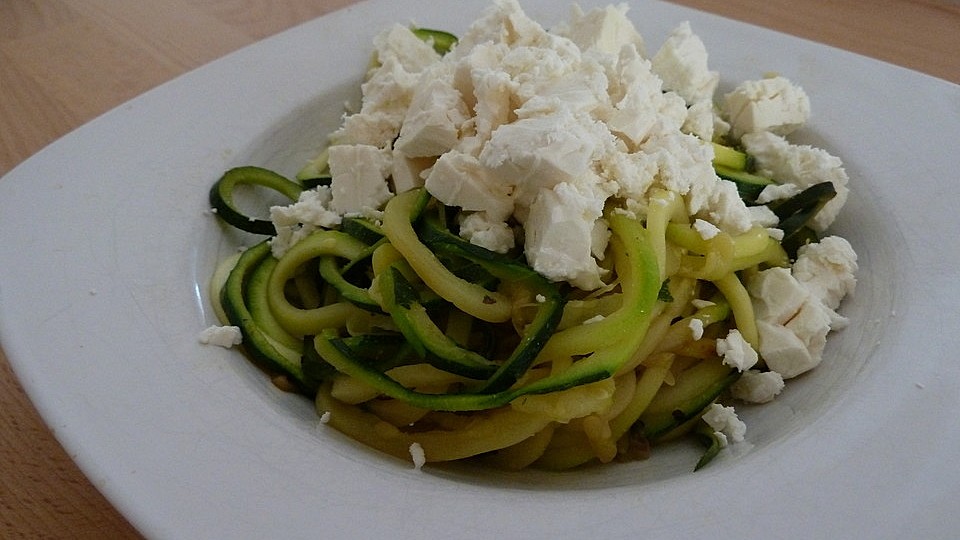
[{"x1": 1, "y1": 1, "x2": 957, "y2": 538}]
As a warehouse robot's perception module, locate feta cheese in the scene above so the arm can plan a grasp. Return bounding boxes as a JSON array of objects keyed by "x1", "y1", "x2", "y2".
[
  {"x1": 746, "y1": 204, "x2": 780, "y2": 228},
  {"x1": 456, "y1": 55, "x2": 514, "y2": 151},
  {"x1": 395, "y1": 76, "x2": 470, "y2": 158},
  {"x1": 198, "y1": 325, "x2": 242, "y2": 348},
  {"x1": 755, "y1": 319, "x2": 819, "y2": 378},
  {"x1": 591, "y1": 217, "x2": 611, "y2": 260},
  {"x1": 479, "y1": 109, "x2": 607, "y2": 210},
  {"x1": 606, "y1": 45, "x2": 687, "y2": 148},
  {"x1": 641, "y1": 132, "x2": 717, "y2": 216},
  {"x1": 693, "y1": 218, "x2": 720, "y2": 240},
  {"x1": 730, "y1": 370, "x2": 785, "y2": 403},
  {"x1": 716, "y1": 329, "x2": 759, "y2": 372},
  {"x1": 459, "y1": 211, "x2": 515, "y2": 253},
  {"x1": 702, "y1": 403, "x2": 746, "y2": 444},
  {"x1": 374, "y1": 24, "x2": 441, "y2": 73},
  {"x1": 452, "y1": 0, "x2": 550, "y2": 55},
  {"x1": 784, "y1": 298, "x2": 832, "y2": 361},
  {"x1": 701, "y1": 179, "x2": 754, "y2": 234},
  {"x1": 688, "y1": 318, "x2": 705, "y2": 340},
  {"x1": 651, "y1": 21, "x2": 719, "y2": 104},
  {"x1": 269, "y1": 186, "x2": 341, "y2": 258},
  {"x1": 424, "y1": 151, "x2": 514, "y2": 220},
  {"x1": 409, "y1": 442, "x2": 426, "y2": 470},
  {"x1": 747, "y1": 267, "x2": 810, "y2": 324},
  {"x1": 722, "y1": 75, "x2": 810, "y2": 139},
  {"x1": 792, "y1": 236, "x2": 858, "y2": 310},
  {"x1": 524, "y1": 182, "x2": 606, "y2": 290},
  {"x1": 554, "y1": 4, "x2": 646, "y2": 56},
  {"x1": 583, "y1": 314, "x2": 606, "y2": 325},
  {"x1": 681, "y1": 99, "x2": 716, "y2": 141},
  {"x1": 741, "y1": 131, "x2": 850, "y2": 231},
  {"x1": 331, "y1": 25, "x2": 440, "y2": 148},
  {"x1": 390, "y1": 151, "x2": 432, "y2": 194},
  {"x1": 756, "y1": 182, "x2": 802, "y2": 204},
  {"x1": 746, "y1": 236, "x2": 856, "y2": 380},
  {"x1": 328, "y1": 144, "x2": 394, "y2": 217}
]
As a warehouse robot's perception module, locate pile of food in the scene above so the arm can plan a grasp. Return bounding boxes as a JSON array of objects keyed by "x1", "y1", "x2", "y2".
[{"x1": 201, "y1": 0, "x2": 858, "y2": 471}]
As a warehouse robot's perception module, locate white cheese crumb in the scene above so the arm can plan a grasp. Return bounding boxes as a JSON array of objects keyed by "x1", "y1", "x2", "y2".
[
  {"x1": 716, "y1": 329, "x2": 758, "y2": 372},
  {"x1": 692, "y1": 218, "x2": 720, "y2": 240},
  {"x1": 583, "y1": 314, "x2": 606, "y2": 325},
  {"x1": 198, "y1": 325, "x2": 242, "y2": 348},
  {"x1": 409, "y1": 442, "x2": 426, "y2": 471},
  {"x1": 690, "y1": 299, "x2": 715, "y2": 309},
  {"x1": 722, "y1": 75, "x2": 810, "y2": 139},
  {"x1": 741, "y1": 131, "x2": 850, "y2": 231},
  {"x1": 319, "y1": 411, "x2": 332, "y2": 424},
  {"x1": 688, "y1": 318, "x2": 704, "y2": 340},
  {"x1": 702, "y1": 403, "x2": 746, "y2": 444},
  {"x1": 730, "y1": 370, "x2": 785, "y2": 403},
  {"x1": 651, "y1": 21, "x2": 719, "y2": 104}
]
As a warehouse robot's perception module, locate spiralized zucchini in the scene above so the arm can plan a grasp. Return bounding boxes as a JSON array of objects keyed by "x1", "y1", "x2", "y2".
[
  {"x1": 209, "y1": 174, "x2": 795, "y2": 470},
  {"x1": 205, "y1": 10, "x2": 849, "y2": 472}
]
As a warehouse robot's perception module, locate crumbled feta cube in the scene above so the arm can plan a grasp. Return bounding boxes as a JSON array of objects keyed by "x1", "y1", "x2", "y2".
[
  {"x1": 641, "y1": 132, "x2": 717, "y2": 215},
  {"x1": 792, "y1": 236, "x2": 858, "y2": 310},
  {"x1": 716, "y1": 329, "x2": 759, "y2": 372},
  {"x1": 409, "y1": 442, "x2": 426, "y2": 470},
  {"x1": 554, "y1": 4, "x2": 645, "y2": 56},
  {"x1": 693, "y1": 218, "x2": 721, "y2": 240},
  {"x1": 747, "y1": 267, "x2": 810, "y2": 325},
  {"x1": 479, "y1": 109, "x2": 608, "y2": 209},
  {"x1": 681, "y1": 99, "x2": 716, "y2": 141},
  {"x1": 755, "y1": 320, "x2": 819, "y2": 378},
  {"x1": 395, "y1": 76, "x2": 470, "y2": 158},
  {"x1": 330, "y1": 25, "x2": 440, "y2": 148},
  {"x1": 424, "y1": 151, "x2": 514, "y2": 220},
  {"x1": 746, "y1": 204, "x2": 780, "y2": 228},
  {"x1": 702, "y1": 403, "x2": 746, "y2": 444},
  {"x1": 688, "y1": 318, "x2": 705, "y2": 340},
  {"x1": 459, "y1": 211, "x2": 515, "y2": 253},
  {"x1": 583, "y1": 314, "x2": 606, "y2": 325},
  {"x1": 269, "y1": 186, "x2": 342, "y2": 258},
  {"x1": 722, "y1": 76, "x2": 810, "y2": 139},
  {"x1": 452, "y1": 0, "x2": 550, "y2": 55},
  {"x1": 591, "y1": 217, "x2": 611, "y2": 260},
  {"x1": 390, "y1": 152, "x2": 432, "y2": 194},
  {"x1": 756, "y1": 182, "x2": 802, "y2": 204},
  {"x1": 701, "y1": 179, "x2": 754, "y2": 234},
  {"x1": 730, "y1": 370, "x2": 785, "y2": 403},
  {"x1": 198, "y1": 325, "x2": 242, "y2": 348},
  {"x1": 746, "y1": 236, "x2": 855, "y2": 380},
  {"x1": 784, "y1": 298, "x2": 832, "y2": 360},
  {"x1": 374, "y1": 24, "x2": 442, "y2": 73},
  {"x1": 606, "y1": 45, "x2": 687, "y2": 147},
  {"x1": 651, "y1": 21, "x2": 719, "y2": 104},
  {"x1": 741, "y1": 131, "x2": 849, "y2": 231},
  {"x1": 524, "y1": 182, "x2": 606, "y2": 290},
  {"x1": 328, "y1": 144, "x2": 394, "y2": 216}
]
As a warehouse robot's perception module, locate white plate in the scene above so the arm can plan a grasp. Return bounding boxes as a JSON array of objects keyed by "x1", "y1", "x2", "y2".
[{"x1": 2, "y1": 1, "x2": 959, "y2": 538}]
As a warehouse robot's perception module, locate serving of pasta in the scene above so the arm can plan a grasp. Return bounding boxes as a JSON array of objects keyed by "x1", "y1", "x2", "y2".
[{"x1": 204, "y1": 0, "x2": 857, "y2": 472}]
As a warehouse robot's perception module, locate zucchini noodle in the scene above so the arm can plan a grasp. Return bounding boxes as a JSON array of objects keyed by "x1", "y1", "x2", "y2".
[{"x1": 204, "y1": 3, "x2": 856, "y2": 473}]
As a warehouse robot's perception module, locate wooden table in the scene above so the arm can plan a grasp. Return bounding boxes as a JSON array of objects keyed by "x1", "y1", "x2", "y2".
[{"x1": 1, "y1": 1, "x2": 957, "y2": 537}]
